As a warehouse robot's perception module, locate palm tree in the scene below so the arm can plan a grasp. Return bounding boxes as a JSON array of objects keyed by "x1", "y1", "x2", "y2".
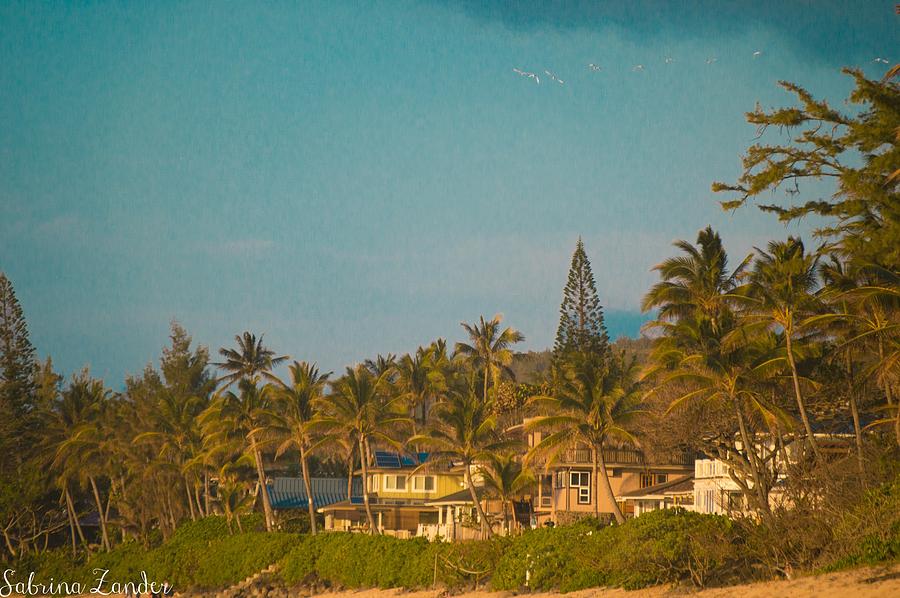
[
  {"x1": 647, "y1": 325, "x2": 790, "y2": 518},
  {"x1": 214, "y1": 332, "x2": 288, "y2": 388},
  {"x1": 321, "y1": 366, "x2": 412, "y2": 534},
  {"x1": 364, "y1": 353, "x2": 397, "y2": 378},
  {"x1": 134, "y1": 391, "x2": 208, "y2": 522},
  {"x1": 396, "y1": 346, "x2": 447, "y2": 426},
  {"x1": 741, "y1": 237, "x2": 824, "y2": 461},
  {"x1": 270, "y1": 361, "x2": 332, "y2": 535},
  {"x1": 215, "y1": 461, "x2": 255, "y2": 534},
  {"x1": 409, "y1": 381, "x2": 517, "y2": 538},
  {"x1": 526, "y1": 354, "x2": 645, "y2": 524},
  {"x1": 642, "y1": 226, "x2": 751, "y2": 347},
  {"x1": 478, "y1": 453, "x2": 534, "y2": 535},
  {"x1": 200, "y1": 379, "x2": 278, "y2": 531},
  {"x1": 455, "y1": 315, "x2": 525, "y2": 402},
  {"x1": 48, "y1": 372, "x2": 114, "y2": 551}
]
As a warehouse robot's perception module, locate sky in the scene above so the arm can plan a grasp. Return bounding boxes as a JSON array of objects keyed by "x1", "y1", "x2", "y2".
[{"x1": 1, "y1": 1, "x2": 896, "y2": 386}]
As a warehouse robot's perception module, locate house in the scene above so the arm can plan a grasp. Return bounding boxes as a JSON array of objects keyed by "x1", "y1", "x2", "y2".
[
  {"x1": 618, "y1": 474, "x2": 694, "y2": 516},
  {"x1": 319, "y1": 451, "x2": 481, "y2": 538},
  {"x1": 525, "y1": 423, "x2": 694, "y2": 524},
  {"x1": 692, "y1": 434, "x2": 853, "y2": 516}
]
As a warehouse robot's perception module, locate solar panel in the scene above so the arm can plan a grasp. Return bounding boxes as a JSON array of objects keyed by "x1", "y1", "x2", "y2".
[
  {"x1": 399, "y1": 454, "x2": 416, "y2": 467},
  {"x1": 374, "y1": 451, "x2": 401, "y2": 468},
  {"x1": 350, "y1": 495, "x2": 365, "y2": 505}
]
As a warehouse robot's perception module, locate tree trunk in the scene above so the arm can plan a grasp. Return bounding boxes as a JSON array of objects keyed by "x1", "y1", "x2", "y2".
[
  {"x1": 483, "y1": 365, "x2": 490, "y2": 403},
  {"x1": 785, "y1": 333, "x2": 822, "y2": 462},
  {"x1": 300, "y1": 442, "x2": 317, "y2": 535},
  {"x1": 63, "y1": 487, "x2": 77, "y2": 557},
  {"x1": 65, "y1": 486, "x2": 88, "y2": 550},
  {"x1": 732, "y1": 396, "x2": 772, "y2": 518},
  {"x1": 194, "y1": 484, "x2": 205, "y2": 517},
  {"x1": 184, "y1": 477, "x2": 197, "y2": 522},
  {"x1": 359, "y1": 436, "x2": 378, "y2": 534},
  {"x1": 595, "y1": 446, "x2": 625, "y2": 524},
  {"x1": 464, "y1": 465, "x2": 493, "y2": 539},
  {"x1": 846, "y1": 352, "x2": 865, "y2": 476},
  {"x1": 346, "y1": 447, "x2": 354, "y2": 500},
  {"x1": 204, "y1": 471, "x2": 211, "y2": 516},
  {"x1": 249, "y1": 435, "x2": 275, "y2": 532},
  {"x1": 89, "y1": 476, "x2": 111, "y2": 551}
]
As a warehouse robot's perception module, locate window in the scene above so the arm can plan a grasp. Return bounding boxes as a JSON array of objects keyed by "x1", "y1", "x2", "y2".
[
  {"x1": 412, "y1": 475, "x2": 436, "y2": 492},
  {"x1": 556, "y1": 471, "x2": 567, "y2": 488},
  {"x1": 383, "y1": 475, "x2": 407, "y2": 492},
  {"x1": 640, "y1": 473, "x2": 669, "y2": 488},
  {"x1": 570, "y1": 471, "x2": 591, "y2": 505}
]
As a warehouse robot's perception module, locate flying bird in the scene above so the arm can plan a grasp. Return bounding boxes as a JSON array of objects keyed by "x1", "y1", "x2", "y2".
[
  {"x1": 706, "y1": 56, "x2": 718, "y2": 64},
  {"x1": 544, "y1": 70, "x2": 565, "y2": 84},
  {"x1": 664, "y1": 56, "x2": 674, "y2": 64},
  {"x1": 513, "y1": 68, "x2": 540, "y2": 84},
  {"x1": 632, "y1": 64, "x2": 644, "y2": 72},
  {"x1": 753, "y1": 50, "x2": 763, "y2": 58},
  {"x1": 587, "y1": 63, "x2": 602, "y2": 72},
  {"x1": 873, "y1": 57, "x2": 890, "y2": 64}
]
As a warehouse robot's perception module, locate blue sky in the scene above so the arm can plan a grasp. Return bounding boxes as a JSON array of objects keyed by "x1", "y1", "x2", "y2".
[{"x1": 1, "y1": 1, "x2": 896, "y2": 385}]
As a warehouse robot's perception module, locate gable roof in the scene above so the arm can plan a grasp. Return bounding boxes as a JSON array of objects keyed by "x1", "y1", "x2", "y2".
[
  {"x1": 618, "y1": 475, "x2": 694, "y2": 499},
  {"x1": 267, "y1": 477, "x2": 362, "y2": 510}
]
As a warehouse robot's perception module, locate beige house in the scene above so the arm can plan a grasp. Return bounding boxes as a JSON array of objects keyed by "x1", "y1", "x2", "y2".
[{"x1": 526, "y1": 426, "x2": 694, "y2": 524}]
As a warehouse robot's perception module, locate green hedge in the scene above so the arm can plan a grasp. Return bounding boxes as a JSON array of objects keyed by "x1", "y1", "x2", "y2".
[
  {"x1": 9, "y1": 515, "x2": 301, "y2": 591},
  {"x1": 13, "y1": 494, "x2": 899, "y2": 594}
]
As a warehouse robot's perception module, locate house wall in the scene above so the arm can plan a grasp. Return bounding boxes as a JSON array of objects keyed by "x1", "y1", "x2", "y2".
[
  {"x1": 535, "y1": 465, "x2": 693, "y2": 520},
  {"x1": 368, "y1": 472, "x2": 465, "y2": 500}
]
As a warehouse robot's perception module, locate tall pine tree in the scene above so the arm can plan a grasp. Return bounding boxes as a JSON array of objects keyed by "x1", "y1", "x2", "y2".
[
  {"x1": 0, "y1": 272, "x2": 37, "y2": 472},
  {"x1": 553, "y1": 238, "x2": 610, "y2": 364}
]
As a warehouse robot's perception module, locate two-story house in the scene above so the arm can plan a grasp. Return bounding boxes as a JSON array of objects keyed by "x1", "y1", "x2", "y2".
[
  {"x1": 319, "y1": 451, "x2": 478, "y2": 538},
  {"x1": 526, "y1": 425, "x2": 694, "y2": 524}
]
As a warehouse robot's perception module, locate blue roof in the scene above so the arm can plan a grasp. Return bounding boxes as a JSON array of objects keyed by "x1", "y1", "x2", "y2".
[
  {"x1": 267, "y1": 477, "x2": 363, "y2": 510},
  {"x1": 374, "y1": 451, "x2": 429, "y2": 468}
]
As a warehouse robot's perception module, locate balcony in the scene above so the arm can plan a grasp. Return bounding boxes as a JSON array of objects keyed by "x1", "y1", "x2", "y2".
[{"x1": 560, "y1": 448, "x2": 694, "y2": 467}]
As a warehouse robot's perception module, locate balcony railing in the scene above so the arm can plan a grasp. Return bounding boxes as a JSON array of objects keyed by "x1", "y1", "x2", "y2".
[{"x1": 561, "y1": 448, "x2": 694, "y2": 467}]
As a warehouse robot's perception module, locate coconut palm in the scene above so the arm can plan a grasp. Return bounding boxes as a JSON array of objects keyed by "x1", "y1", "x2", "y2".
[
  {"x1": 270, "y1": 361, "x2": 332, "y2": 534},
  {"x1": 134, "y1": 391, "x2": 208, "y2": 522},
  {"x1": 396, "y1": 346, "x2": 448, "y2": 426},
  {"x1": 48, "y1": 372, "x2": 114, "y2": 551},
  {"x1": 214, "y1": 332, "x2": 288, "y2": 388},
  {"x1": 200, "y1": 379, "x2": 278, "y2": 531},
  {"x1": 478, "y1": 453, "x2": 534, "y2": 534},
  {"x1": 526, "y1": 354, "x2": 646, "y2": 524},
  {"x1": 409, "y1": 381, "x2": 517, "y2": 538},
  {"x1": 321, "y1": 366, "x2": 412, "y2": 534},
  {"x1": 455, "y1": 315, "x2": 525, "y2": 402},
  {"x1": 740, "y1": 237, "x2": 824, "y2": 461},
  {"x1": 642, "y1": 226, "x2": 751, "y2": 349},
  {"x1": 647, "y1": 323, "x2": 792, "y2": 518}
]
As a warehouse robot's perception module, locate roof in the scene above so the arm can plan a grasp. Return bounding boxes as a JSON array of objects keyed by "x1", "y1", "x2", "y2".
[
  {"x1": 267, "y1": 477, "x2": 362, "y2": 510},
  {"x1": 425, "y1": 487, "x2": 486, "y2": 506},
  {"x1": 318, "y1": 497, "x2": 435, "y2": 513},
  {"x1": 619, "y1": 475, "x2": 694, "y2": 499},
  {"x1": 373, "y1": 450, "x2": 430, "y2": 468}
]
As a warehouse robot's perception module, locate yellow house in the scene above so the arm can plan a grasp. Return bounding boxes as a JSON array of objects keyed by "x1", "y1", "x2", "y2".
[{"x1": 319, "y1": 451, "x2": 472, "y2": 538}]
